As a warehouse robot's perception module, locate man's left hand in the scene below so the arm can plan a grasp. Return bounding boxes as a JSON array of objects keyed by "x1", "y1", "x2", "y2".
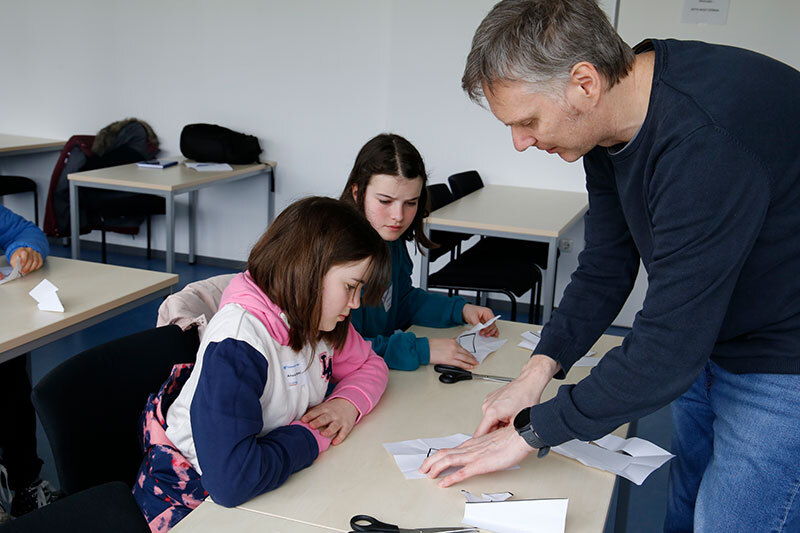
[
  {"x1": 462, "y1": 304, "x2": 499, "y2": 337},
  {"x1": 419, "y1": 425, "x2": 533, "y2": 487}
]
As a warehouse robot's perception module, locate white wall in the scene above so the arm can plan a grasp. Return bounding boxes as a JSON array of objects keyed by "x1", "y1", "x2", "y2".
[{"x1": 1, "y1": 0, "x2": 632, "y2": 321}]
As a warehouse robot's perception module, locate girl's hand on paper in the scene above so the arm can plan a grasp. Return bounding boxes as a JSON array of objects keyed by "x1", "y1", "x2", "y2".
[
  {"x1": 302, "y1": 398, "x2": 359, "y2": 446},
  {"x1": 462, "y1": 304, "x2": 499, "y2": 337},
  {"x1": 10, "y1": 247, "x2": 43, "y2": 275},
  {"x1": 429, "y1": 337, "x2": 479, "y2": 369},
  {"x1": 420, "y1": 425, "x2": 533, "y2": 487}
]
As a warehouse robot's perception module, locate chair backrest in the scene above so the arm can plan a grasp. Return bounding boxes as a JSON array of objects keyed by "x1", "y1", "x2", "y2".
[
  {"x1": 0, "y1": 481, "x2": 149, "y2": 533},
  {"x1": 31, "y1": 325, "x2": 200, "y2": 496},
  {"x1": 426, "y1": 184, "x2": 463, "y2": 262},
  {"x1": 447, "y1": 170, "x2": 483, "y2": 200},
  {"x1": 427, "y1": 183, "x2": 454, "y2": 212}
]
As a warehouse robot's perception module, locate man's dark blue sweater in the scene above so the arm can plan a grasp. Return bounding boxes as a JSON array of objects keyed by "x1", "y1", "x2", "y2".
[{"x1": 533, "y1": 39, "x2": 800, "y2": 446}]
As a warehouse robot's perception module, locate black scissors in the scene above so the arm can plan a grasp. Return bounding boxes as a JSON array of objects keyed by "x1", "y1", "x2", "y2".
[
  {"x1": 349, "y1": 514, "x2": 478, "y2": 533},
  {"x1": 434, "y1": 364, "x2": 514, "y2": 384}
]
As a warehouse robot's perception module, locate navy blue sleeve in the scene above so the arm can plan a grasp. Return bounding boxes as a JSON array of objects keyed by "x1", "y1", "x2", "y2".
[
  {"x1": 0, "y1": 205, "x2": 50, "y2": 262},
  {"x1": 532, "y1": 129, "x2": 770, "y2": 445},
  {"x1": 190, "y1": 338, "x2": 319, "y2": 507},
  {"x1": 536, "y1": 150, "x2": 640, "y2": 376}
]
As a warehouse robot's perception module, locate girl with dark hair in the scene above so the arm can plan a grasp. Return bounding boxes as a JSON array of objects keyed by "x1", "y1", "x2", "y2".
[
  {"x1": 133, "y1": 197, "x2": 391, "y2": 532},
  {"x1": 340, "y1": 133, "x2": 498, "y2": 371}
]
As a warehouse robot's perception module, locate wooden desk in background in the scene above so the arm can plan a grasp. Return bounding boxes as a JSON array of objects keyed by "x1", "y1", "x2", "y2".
[
  {"x1": 0, "y1": 134, "x2": 65, "y2": 157},
  {"x1": 0, "y1": 256, "x2": 177, "y2": 364},
  {"x1": 68, "y1": 160, "x2": 277, "y2": 273},
  {"x1": 422, "y1": 185, "x2": 588, "y2": 324},
  {"x1": 174, "y1": 320, "x2": 624, "y2": 532}
]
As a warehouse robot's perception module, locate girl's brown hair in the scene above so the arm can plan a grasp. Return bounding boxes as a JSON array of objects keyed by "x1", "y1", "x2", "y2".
[
  {"x1": 339, "y1": 133, "x2": 436, "y2": 253},
  {"x1": 247, "y1": 196, "x2": 390, "y2": 351}
]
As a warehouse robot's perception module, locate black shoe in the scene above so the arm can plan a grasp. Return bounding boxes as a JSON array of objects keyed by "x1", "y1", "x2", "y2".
[{"x1": 10, "y1": 479, "x2": 61, "y2": 518}]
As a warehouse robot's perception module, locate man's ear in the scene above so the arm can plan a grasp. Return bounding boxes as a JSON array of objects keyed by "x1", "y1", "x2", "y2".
[
  {"x1": 568, "y1": 61, "x2": 602, "y2": 105},
  {"x1": 351, "y1": 184, "x2": 358, "y2": 202}
]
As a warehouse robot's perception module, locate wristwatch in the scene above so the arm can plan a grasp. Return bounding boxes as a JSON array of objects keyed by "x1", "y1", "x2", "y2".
[{"x1": 513, "y1": 407, "x2": 550, "y2": 458}]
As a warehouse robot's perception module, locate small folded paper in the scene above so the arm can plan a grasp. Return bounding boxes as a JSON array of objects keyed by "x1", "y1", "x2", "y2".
[
  {"x1": 457, "y1": 315, "x2": 507, "y2": 363},
  {"x1": 552, "y1": 434, "x2": 674, "y2": 485},
  {"x1": 29, "y1": 279, "x2": 64, "y2": 312},
  {"x1": 0, "y1": 261, "x2": 22, "y2": 286},
  {"x1": 518, "y1": 330, "x2": 598, "y2": 367}
]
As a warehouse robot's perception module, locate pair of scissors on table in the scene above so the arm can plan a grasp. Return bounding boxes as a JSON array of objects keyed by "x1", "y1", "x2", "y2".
[
  {"x1": 433, "y1": 364, "x2": 513, "y2": 384},
  {"x1": 349, "y1": 514, "x2": 478, "y2": 533}
]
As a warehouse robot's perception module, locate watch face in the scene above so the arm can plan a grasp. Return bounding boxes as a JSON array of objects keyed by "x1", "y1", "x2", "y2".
[{"x1": 513, "y1": 407, "x2": 531, "y2": 430}]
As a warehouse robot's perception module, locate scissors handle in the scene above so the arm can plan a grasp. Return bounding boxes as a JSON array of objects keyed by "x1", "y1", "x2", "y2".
[
  {"x1": 433, "y1": 364, "x2": 472, "y2": 383},
  {"x1": 350, "y1": 514, "x2": 399, "y2": 532}
]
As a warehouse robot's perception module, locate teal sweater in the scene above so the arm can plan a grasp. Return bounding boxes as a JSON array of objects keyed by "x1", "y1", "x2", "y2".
[{"x1": 350, "y1": 239, "x2": 466, "y2": 370}]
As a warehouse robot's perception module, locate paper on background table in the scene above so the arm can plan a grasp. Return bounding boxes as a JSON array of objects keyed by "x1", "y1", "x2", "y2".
[
  {"x1": 552, "y1": 434, "x2": 674, "y2": 485},
  {"x1": 518, "y1": 331, "x2": 597, "y2": 366},
  {"x1": 28, "y1": 279, "x2": 64, "y2": 312},
  {"x1": 184, "y1": 162, "x2": 233, "y2": 171},
  {"x1": 463, "y1": 498, "x2": 568, "y2": 533},
  {"x1": 457, "y1": 315, "x2": 507, "y2": 363},
  {"x1": 0, "y1": 262, "x2": 21, "y2": 285}
]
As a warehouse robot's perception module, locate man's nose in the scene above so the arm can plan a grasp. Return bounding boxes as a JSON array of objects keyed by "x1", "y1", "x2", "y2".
[{"x1": 511, "y1": 126, "x2": 536, "y2": 152}]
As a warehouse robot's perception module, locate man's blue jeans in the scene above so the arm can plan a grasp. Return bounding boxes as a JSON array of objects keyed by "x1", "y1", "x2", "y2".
[{"x1": 664, "y1": 361, "x2": 800, "y2": 532}]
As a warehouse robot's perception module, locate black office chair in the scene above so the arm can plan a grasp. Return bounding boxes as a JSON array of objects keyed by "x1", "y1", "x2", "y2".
[
  {"x1": 0, "y1": 481, "x2": 149, "y2": 533},
  {"x1": 447, "y1": 170, "x2": 483, "y2": 199},
  {"x1": 0, "y1": 176, "x2": 38, "y2": 225},
  {"x1": 428, "y1": 170, "x2": 547, "y2": 323},
  {"x1": 426, "y1": 183, "x2": 468, "y2": 263},
  {"x1": 42, "y1": 122, "x2": 166, "y2": 264},
  {"x1": 31, "y1": 325, "x2": 200, "y2": 496},
  {"x1": 426, "y1": 182, "x2": 544, "y2": 323}
]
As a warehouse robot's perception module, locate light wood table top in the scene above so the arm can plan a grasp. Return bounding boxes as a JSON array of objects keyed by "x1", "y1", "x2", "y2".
[
  {"x1": 426, "y1": 185, "x2": 588, "y2": 239},
  {"x1": 67, "y1": 160, "x2": 277, "y2": 192},
  {"x1": 0, "y1": 256, "x2": 177, "y2": 362},
  {"x1": 0, "y1": 134, "x2": 65, "y2": 156},
  {"x1": 230, "y1": 320, "x2": 623, "y2": 532},
  {"x1": 171, "y1": 499, "x2": 334, "y2": 533}
]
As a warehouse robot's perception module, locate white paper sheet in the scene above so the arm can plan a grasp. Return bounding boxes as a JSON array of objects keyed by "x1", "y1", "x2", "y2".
[
  {"x1": 29, "y1": 279, "x2": 64, "y2": 312},
  {"x1": 457, "y1": 315, "x2": 507, "y2": 363},
  {"x1": 0, "y1": 261, "x2": 22, "y2": 285},
  {"x1": 518, "y1": 331, "x2": 596, "y2": 365},
  {"x1": 551, "y1": 434, "x2": 674, "y2": 485},
  {"x1": 463, "y1": 499, "x2": 568, "y2": 533},
  {"x1": 185, "y1": 162, "x2": 233, "y2": 171},
  {"x1": 461, "y1": 490, "x2": 513, "y2": 503},
  {"x1": 383, "y1": 433, "x2": 519, "y2": 479}
]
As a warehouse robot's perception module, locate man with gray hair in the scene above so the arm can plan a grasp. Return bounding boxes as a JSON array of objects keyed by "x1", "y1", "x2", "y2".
[{"x1": 421, "y1": 1, "x2": 800, "y2": 531}]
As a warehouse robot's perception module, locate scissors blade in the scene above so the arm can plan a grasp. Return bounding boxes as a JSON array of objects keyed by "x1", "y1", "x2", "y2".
[
  {"x1": 400, "y1": 528, "x2": 479, "y2": 533},
  {"x1": 473, "y1": 373, "x2": 513, "y2": 383}
]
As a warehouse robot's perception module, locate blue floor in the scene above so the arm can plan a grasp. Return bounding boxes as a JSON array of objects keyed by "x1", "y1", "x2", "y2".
[{"x1": 30, "y1": 245, "x2": 672, "y2": 532}]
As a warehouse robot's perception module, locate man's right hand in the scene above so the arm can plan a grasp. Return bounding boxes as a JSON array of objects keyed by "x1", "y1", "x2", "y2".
[{"x1": 474, "y1": 354, "x2": 560, "y2": 437}]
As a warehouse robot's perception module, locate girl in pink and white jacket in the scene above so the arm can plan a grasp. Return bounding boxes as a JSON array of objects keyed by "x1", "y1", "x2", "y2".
[{"x1": 132, "y1": 197, "x2": 391, "y2": 532}]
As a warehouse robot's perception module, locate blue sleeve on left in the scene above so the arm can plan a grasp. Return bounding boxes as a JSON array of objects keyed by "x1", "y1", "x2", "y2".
[
  {"x1": 0, "y1": 205, "x2": 49, "y2": 262},
  {"x1": 190, "y1": 338, "x2": 319, "y2": 507}
]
